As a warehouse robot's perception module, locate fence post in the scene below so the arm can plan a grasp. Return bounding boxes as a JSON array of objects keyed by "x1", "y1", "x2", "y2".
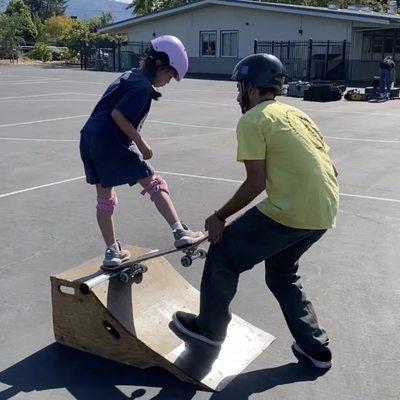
[
  {"x1": 272, "y1": 41, "x2": 275, "y2": 54},
  {"x1": 118, "y1": 42, "x2": 121, "y2": 71},
  {"x1": 306, "y1": 39, "x2": 313, "y2": 81},
  {"x1": 341, "y1": 39, "x2": 347, "y2": 80},
  {"x1": 112, "y1": 42, "x2": 116, "y2": 72},
  {"x1": 287, "y1": 41, "x2": 291, "y2": 59},
  {"x1": 253, "y1": 39, "x2": 258, "y2": 54},
  {"x1": 80, "y1": 41, "x2": 84, "y2": 70},
  {"x1": 325, "y1": 40, "x2": 330, "y2": 80}
]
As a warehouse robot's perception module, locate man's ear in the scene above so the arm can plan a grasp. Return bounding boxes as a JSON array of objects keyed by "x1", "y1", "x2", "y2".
[{"x1": 248, "y1": 85, "x2": 258, "y2": 97}]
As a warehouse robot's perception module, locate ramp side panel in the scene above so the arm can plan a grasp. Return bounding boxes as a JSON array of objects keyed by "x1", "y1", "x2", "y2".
[{"x1": 51, "y1": 275, "x2": 206, "y2": 388}]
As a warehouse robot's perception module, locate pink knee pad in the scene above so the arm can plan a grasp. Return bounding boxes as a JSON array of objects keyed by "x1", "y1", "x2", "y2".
[
  {"x1": 97, "y1": 190, "x2": 118, "y2": 214},
  {"x1": 140, "y1": 175, "x2": 170, "y2": 200}
]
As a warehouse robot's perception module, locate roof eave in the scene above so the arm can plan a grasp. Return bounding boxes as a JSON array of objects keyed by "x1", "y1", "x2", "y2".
[{"x1": 99, "y1": 0, "x2": 400, "y2": 33}]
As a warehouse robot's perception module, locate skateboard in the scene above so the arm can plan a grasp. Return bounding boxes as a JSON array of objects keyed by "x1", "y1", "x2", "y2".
[{"x1": 103, "y1": 236, "x2": 209, "y2": 285}]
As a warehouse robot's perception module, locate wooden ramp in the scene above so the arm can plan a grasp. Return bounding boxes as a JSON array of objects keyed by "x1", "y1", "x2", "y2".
[{"x1": 51, "y1": 246, "x2": 275, "y2": 392}]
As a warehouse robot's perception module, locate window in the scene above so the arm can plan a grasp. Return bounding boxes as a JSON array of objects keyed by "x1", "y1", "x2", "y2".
[
  {"x1": 220, "y1": 31, "x2": 239, "y2": 57},
  {"x1": 200, "y1": 31, "x2": 217, "y2": 57},
  {"x1": 384, "y1": 38, "x2": 394, "y2": 53},
  {"x1": 395, "y1": 38, "x2": 400, "y2": 54},
  {"x1": 362, "y1": 30, "x2": 398, "y2": 60},
  {"x1": 372, "y1": 36, "x2": 383, "y2": 54}
]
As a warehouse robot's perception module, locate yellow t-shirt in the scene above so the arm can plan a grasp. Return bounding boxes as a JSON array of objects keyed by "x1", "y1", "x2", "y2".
[{"x1": 236, "y1": 100, "x2": 339, "y2": 229}]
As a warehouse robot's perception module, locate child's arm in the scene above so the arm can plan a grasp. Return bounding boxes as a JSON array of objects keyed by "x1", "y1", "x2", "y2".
[{"x1": 111, "y1": 109, "x2": 153, "y2": 159}]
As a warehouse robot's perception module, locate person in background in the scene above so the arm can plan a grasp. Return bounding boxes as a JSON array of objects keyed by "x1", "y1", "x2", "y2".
[{"x1": 379, "y1": 56, "x2": 395, "y2": 99}]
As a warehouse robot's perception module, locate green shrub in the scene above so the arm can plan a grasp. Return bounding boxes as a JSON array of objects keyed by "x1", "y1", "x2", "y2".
[
  {"x1": 29, "y1": 42, "x2": 52, "y2": 61},
  {"x1": 60, "y1": 47, "x2": 77, "y2": 62}
]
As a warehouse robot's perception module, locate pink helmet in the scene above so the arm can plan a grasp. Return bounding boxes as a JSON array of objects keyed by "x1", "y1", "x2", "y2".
[{"x1": 151, "y1": 35, "x2": 189, "y2": 81}]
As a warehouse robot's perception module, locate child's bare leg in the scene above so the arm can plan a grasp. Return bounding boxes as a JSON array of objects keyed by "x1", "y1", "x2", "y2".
[
  {"x1": 139, "y1": 176, "x2": 179, "y2": 225},
  {"x1": 96, "y1": 184, "x2": 117, "y2": 246},
  {"x1": 139, "y1": 175, "x2": 204, "y2": 247}
]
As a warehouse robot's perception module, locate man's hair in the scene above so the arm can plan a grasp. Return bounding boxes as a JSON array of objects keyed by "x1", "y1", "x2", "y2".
[{"x1": 258, "y1": 86, "x2": 277, "y2": 97}]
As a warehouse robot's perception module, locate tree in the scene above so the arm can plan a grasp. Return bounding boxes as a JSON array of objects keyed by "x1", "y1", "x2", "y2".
[
  {"x1": 5, "y1": 0, "x2": 38, "y2": 44},
  {"x1": 41, "y1": 14, "x2": 72, "y2": 44},
  {"x1": 0, "y1": 13, "x2": 25, "y2": 57},
  {"x1": 87, "y1": 12, "x2": 114, "y2": 33},
  {"x1": 127, "y1": 0, "x2": 192, "y2": 15},
  {"x1": 24, "y1": 0, "x2": 68, "y2": 21},
  {"x1": 60, "y1": 19, "x2": 90, "y2": 56}
]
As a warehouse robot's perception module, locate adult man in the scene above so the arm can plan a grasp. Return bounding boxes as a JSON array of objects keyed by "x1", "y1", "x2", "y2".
[
  {"x1": 172, "y1": 54, "x2": 339, "y2": 369},
  {"x1": 379, "y1": 56, "x2": 395, "y2": 99}
]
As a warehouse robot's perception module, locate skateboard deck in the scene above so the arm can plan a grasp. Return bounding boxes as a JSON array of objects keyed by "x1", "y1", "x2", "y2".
[
  {"x1": 104, "y1": 235, "x2": 209, "y2": 271},
  {"x1": 79, "y1": 236, "x2": 209, "y2": 294}
]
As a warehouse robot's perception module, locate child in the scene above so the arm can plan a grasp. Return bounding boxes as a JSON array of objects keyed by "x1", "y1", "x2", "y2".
[{"x1": 80, "y1": 35, "x2": 204, "y2": 269}]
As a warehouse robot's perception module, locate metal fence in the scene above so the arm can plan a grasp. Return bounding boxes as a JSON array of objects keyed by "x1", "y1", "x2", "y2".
[
  {"x1": 80, "y1": 41, "x2": 149, "y2": 72},
  {"x1": 254, "y1": 39, "x2": 350, "y2": 81}
]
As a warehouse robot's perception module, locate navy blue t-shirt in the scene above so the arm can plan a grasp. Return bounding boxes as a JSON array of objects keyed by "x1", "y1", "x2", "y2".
[{"x1": 81, "y1": 69, "x2": 153, "y2": 137}]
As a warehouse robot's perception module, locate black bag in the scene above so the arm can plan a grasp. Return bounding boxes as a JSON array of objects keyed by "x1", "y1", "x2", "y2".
[
  {"x1": 303, "y1": 84, "x2": 342, "y2": 102},
  {"x1": 372, "y1": 76, "x2": 380, "y2": 88}
]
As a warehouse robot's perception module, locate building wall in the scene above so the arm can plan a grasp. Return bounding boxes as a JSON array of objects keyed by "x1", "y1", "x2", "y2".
[
  {"x1": 123, "y1": 5, "x2": 356, "y2": 74},
  {"x1": 114, "y1": 4, "x2": 394, "y2": 80}
]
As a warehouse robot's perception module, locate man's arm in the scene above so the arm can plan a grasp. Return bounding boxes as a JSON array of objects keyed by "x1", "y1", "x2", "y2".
[
  {"x1": 205, "y1": 160, "x2": 266, "y2": 243},
  {"x1": 218, "y1": 160, "x2": 266, "y2": 220}
]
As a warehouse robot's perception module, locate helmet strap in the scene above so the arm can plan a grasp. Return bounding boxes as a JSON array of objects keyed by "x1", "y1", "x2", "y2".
[{"x1": 240, "y1": 81, "x2": 251, "y2": 114}]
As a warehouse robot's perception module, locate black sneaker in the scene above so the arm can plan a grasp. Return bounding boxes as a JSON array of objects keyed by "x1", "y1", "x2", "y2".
[
  {"x1": 172, "y1": 311, "x2": 224, "y2": 347},
  {"x1": 292, "y1": 342, "x2": 332, "y2": 369}
]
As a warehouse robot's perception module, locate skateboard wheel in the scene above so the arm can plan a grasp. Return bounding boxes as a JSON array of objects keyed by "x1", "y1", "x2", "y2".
[
  {"x1": 181, "y1": 255, "x2": 192, "y2": 267},
  {"x1": 198, "y1": 249, "x2": 207, "y2": 259},
  {"x1": 132, "y1": 273, "x2": 143, "y2": 284},
  {"x1": 119, "y1": 272, "x2": 130, "y2": 284}
]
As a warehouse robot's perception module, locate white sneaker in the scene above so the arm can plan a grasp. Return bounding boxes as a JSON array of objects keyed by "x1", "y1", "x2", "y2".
[
  {"x1": 173, "y1": 224, "x2": 205, "y2": 248},
  {"x1": 102, "y1": 241, "x2": 130, "y2": 270}
]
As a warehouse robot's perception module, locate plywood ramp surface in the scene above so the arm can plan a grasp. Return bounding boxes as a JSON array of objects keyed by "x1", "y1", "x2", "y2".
[{"x1": 51, "y1": 245, "x2": 275, "y2": 391}]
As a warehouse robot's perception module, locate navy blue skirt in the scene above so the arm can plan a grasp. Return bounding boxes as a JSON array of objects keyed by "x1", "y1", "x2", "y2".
[{"x1": 80, "y1": 130, "x2": 154, "y2": 188}]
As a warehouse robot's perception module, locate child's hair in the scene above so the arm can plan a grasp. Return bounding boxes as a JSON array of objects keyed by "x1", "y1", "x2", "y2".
[{"x1": 140, "y1": 46, "x2": 177, "y2": 100}]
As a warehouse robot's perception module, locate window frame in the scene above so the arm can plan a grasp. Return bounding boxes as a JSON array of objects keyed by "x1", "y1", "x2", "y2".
[
  {"x1": 220, "y1": 30, "x2": 239, "y2": 58},
  {"x1": 199, "y1": 30, "x2": 217, "y2": 57}
]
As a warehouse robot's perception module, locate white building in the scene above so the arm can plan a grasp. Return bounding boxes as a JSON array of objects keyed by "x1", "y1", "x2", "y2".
[{"x1": 100, "y1": 0, "x2": 400, "y2": 81}]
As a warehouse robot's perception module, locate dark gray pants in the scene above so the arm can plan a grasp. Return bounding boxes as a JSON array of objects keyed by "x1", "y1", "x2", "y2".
[{"x1": 197, "y1": 207, "x2": 329, "y2": 354}]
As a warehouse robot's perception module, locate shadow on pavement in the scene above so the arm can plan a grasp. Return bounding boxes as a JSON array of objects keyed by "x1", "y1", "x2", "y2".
[{"x1": 0, "y1": 343, "x2": 328, "y2": 400}]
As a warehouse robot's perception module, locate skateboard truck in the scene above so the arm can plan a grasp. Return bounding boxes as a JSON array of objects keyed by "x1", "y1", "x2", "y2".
[
  {"x1": 119, "y1": 263, "x2": 148, "y2": 284},
  {"x1": 181, "y1": 247, "x2": 207, "y2": 267}
]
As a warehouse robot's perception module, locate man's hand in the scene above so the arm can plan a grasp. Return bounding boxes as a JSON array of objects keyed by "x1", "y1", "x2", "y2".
[
  {"x1": 205, "y1": 213, "x2": 225, "y2": 244},
  {"x1": 137, "y1": 138, "x2": 153, "y2": 160}
]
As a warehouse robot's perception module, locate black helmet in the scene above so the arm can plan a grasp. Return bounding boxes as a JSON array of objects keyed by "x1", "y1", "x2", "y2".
[{"x1": 232, "y1": 54, "x2": 285, "y2": 92}]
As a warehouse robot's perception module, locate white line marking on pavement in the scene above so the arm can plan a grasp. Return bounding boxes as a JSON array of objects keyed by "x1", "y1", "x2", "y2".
[
  {"x1": 0, "y1": 137, "x2": 78, "y2": 142},
  {"x1": 301, "y1": 108, "x2": 400, "y2": 117},
  {"x1": 325, "y1": 136, "x2": 400, "y2": 144},
  {"x1": 339, "y1": 192, "x2": 400, "y2": 203},
  {"x1": 0, "y1": 176, "x2": 85, "y2": 199},
  {"x1": 0, "y1": 115, "x2": 89, "y2": 128},
  {"x1": 0, "y1": 80, "x2": 62, "y2": 85},
  {"x1": 147, "y1": 120, "x2": 235, "y2": 130},
  {"x1": 158, "y1": 171, "x2": 242, "y2": 184},
  {"x1": 0, "y1": 93, "x2": 85, "y2": 100},
  {"x1": 0, "y1": 74, "x2": 61, "y2": 79},
  {"x1": 0, "y1": 171, "x2": 399, "y2": 204}
]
